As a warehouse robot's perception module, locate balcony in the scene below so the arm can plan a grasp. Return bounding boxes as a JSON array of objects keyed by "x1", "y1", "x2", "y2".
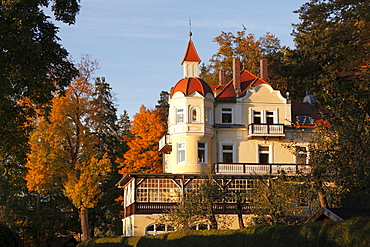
[
  {"x1": 213, "y1": 163, "x2": 310, "y2": 175},
  {"x1": 124, "y1": 202, "x2": 253, "y2": 217},
  {"x1": 159, "y1": 134, "x2": 171, "y2": 153},
  {"x1": 248, "y1": 123, "x2": 285, "y2": 139}
]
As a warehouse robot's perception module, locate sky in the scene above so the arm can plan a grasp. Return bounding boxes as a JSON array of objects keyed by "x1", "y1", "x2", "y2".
[{"x1": 53, "y1": 0, "x2": 308, "y2": 118}]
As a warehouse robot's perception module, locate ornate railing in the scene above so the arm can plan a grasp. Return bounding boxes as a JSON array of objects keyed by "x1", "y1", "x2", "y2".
[{"x1": 213, "y1": 163, "x2": 310, "y2": 175}]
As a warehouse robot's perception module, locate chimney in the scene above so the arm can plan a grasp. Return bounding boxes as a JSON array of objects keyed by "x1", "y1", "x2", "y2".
[
  {"x1": 260, "y1": 59, "x2": 268, "y2": 81},
  {"x1": 219, "y1": 70, "x2": 226, "y2": 86},
  {"x1": 233, "y1": 57, "x2": 241, "y2": 93}
]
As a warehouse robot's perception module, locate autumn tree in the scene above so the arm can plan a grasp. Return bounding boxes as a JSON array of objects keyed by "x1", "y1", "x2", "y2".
[
  {"x1": 287, "y1": 0, "x2": 370, "y2": 208},
  {"x1": 0, "y1": 1, "x2": 80, "y2": 243},
  {"x1": 200, "y1": 30, "x2": 281, "y2": 86},
  {"x1": 117, "y1": 105, "x2": 165, "y2": 174},
  {"x1": 25, "y1": 58, "x2": 115, "y2": 241}
]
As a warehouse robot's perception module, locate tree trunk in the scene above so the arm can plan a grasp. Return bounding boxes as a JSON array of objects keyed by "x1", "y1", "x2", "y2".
[
  {"x1": 80, "y1": 208, "x2": 90, "y2": 241},
  {"x1": 318, "y1": 189, "x2": 328, "y2": 208},
  {"x1": 314, "y1": 178, "x2": 328, "y2": 208},
  {"x1": 209, "y1": 213, "x2": 218, "y2": 229},
  {"x1": 236, "y1": 199, "x2": 245, "y2": 229}
]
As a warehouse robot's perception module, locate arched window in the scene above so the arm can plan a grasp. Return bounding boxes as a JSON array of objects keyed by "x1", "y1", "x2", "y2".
[{"x1": 190, "y1": 107, "x2": 199, "y2": 122}]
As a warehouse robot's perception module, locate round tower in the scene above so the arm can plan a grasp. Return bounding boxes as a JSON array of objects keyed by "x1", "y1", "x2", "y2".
[{"x1": 166, "y1": 38, "x2": 214, "y2": 174}]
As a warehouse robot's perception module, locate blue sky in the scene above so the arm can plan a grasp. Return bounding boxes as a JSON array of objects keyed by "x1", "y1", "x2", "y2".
[{"x1": 54, "y1": 0, "x2": 307, "y2": 118}]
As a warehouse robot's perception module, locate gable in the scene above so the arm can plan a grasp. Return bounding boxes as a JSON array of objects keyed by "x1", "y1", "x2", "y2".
[{"x1": 242, "y1": 84, "x2": 286, "y2": 104}]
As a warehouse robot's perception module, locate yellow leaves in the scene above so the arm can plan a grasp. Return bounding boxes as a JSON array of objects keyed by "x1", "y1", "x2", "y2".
[
  {"x1": 25, "y1": 75, "x2": 113, "y2": 210},
  {"x1": 64, "y1": 154, "x2": 112, "y2": 209}
]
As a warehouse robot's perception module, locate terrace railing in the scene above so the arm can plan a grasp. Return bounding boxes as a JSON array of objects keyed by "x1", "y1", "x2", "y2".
[{"x1": 213, "y1": 163, "x2": 310, "y2": 175}]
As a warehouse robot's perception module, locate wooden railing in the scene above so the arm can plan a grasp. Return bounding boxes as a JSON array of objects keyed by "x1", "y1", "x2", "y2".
[
  {"x1": 124, "y1": 202, "x2": 253, "y2": 217},
  {"x1": 248, "y1": 123, "x2": 285, "y2": 138},
  {"x1": 213, "y1": 163, "x2": 310, "y2": 175}
]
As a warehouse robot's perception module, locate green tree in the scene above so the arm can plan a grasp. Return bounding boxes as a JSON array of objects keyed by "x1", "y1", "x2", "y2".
[
  {"x1": 247, "y1": 175, "x2": 318, "y2": 225},
  {"x1": 89, "y1": 77, "x2": 124, "y2": 237},
  {"x1": 0, "y1": 0, "x2": 79, "y2": 160},
  {"x1": 0, "y1": 1, "x2": 80, "y2": 244},
  {"x1": 288, "y1": 0, "x2": 370, "y2": 207},
  {"x1": 158, "y1": 174, "x2": 228, "y2": 230},
  {"x1": 155, "y1": 90, "x2": 169, "y2": 128}
]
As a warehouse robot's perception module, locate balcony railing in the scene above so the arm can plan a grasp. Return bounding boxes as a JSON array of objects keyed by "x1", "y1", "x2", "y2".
[
  {"x1": 248, "y1": 123, "x2": 285, "y2": 138},
  {"x1": 124, "y1": 202, "x2": 253, "y2": 217},
  {"x1": 159, "y1": 134, "x2": 171, "y2": 153},
  {"x1": 213, "y1": 163, "x2": 310, "y2": 175}
]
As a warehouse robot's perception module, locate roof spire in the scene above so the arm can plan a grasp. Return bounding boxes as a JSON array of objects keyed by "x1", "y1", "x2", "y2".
[{"x1": 189, "y1": 18, "x2": 192, "y2": 40}]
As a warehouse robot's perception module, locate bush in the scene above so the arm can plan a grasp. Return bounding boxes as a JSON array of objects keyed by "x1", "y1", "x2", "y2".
[
  {"x1": 0, "y1": 223, "x2": 21, "y2": 247},
  {"x1": 78, "y1": 217, "x2": 370, "y2": 247}
]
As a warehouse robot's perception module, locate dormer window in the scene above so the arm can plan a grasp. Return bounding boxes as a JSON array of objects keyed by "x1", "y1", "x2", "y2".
[
  {"x1": 295, "y1": 115, "x2": 313, "y2": 125},
  {"x1": 221, "y1": 107, "x2": 233, "y2": 123}
]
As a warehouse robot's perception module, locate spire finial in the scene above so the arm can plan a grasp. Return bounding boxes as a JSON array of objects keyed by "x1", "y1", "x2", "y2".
[{"x1": 188, "y1": 17, "x2": 192, "y2": 40}]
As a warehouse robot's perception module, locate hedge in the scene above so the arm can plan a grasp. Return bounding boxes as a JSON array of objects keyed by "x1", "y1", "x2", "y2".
[{"x1": 78, "y1": 217, "x2": 370, "y2": 247}]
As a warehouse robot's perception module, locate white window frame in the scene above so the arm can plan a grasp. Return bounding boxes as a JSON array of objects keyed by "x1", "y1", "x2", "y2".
[
  {"x1": 258, "y1": 144, "x2": 272, "y2": 164},
  {"x1": 295, "y1": 145, "x2": 309, "y2": 164},
  {"x1": 176, "y1": 108, "x2": 184, "y2": 124},
  {"x1": 197, "y1": 142, "x2": 207, "y2": 164},
  {"x1": 219, "y1": 142, "x2": 236, "y2": 163},
  {"x1": 177, "y1": 142, "x2": 186, "y2": 163},
  {"x1": 221, "y1": 107, "x2": 233, "y2": 124},
  {"x1": 250, "y1": 108, "x2": 278, "y2": 124}
]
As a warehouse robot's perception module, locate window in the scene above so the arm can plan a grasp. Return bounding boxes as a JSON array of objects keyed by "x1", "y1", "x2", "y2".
[
  {"x1": 266, "y1": 111, "x2": 274, "y2": 124},
  {"x1": 253, "y1": 110, "x2": 261, "y2": 124},
  {"x1": 177, "y1": 142, "x2": 186, "y2": 163},
  {"x1": 252, "y1": 109, "x2": 278, "y2": 124},
  {"x1": 296, "y1": 146, "x2": 308, "y2": 164},
  {"x1": 136, "y1": 179, "x2": 181, "y2": 202},
  {"x1": 146, "y1": 224, "x2": 175, "y2": 235},
  {"x1": 222, "y1": 144, "x2": 234, "y2": 163},
  {"x1": 205, "y1": 108, "x2": 212, "y2": 124},
  {"x1": 221, "y1": 107, "x2": 233, "y2": 123},
  {"x1": 190, "y1": 223, "x2": 210, "y2": 230},
  {"x1": 198, "y1": 142, "x2": 207, "y2": 163},
  {"x1": 259, "y1": 145, "x2": 270, "y2": 164},
  {"x1": 190, "y1": 107, "x2": 199, "y2": 122},
  {"x1": 295, "y1": 115, "x2": 313, "y2": 125},
  {"x1": 177, "y1": 108, "x2": 184, "y2": 123}
]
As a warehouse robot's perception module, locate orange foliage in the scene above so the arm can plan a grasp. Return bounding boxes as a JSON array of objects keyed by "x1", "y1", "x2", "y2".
[
  {"x1": 25, "y1": 78, "x2": 112, "y2": 210},
  {"x1": 117, "y1": 105, "x2": 165, "y2": 174}
]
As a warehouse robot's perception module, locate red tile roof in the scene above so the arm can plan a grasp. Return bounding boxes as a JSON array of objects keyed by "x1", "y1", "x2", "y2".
[
  {"x1": 181, "y1": 41, "x2": 201, "y2": 65},
  {"x1": 171, "y1": 78, "x2": 212, "y2": 97},
  {"x1": 291, "y1": 99, "x2": 330, "y2": 126},
  {"x1": 215, "y1": 70, "x2": 271, "y2": 101}
]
